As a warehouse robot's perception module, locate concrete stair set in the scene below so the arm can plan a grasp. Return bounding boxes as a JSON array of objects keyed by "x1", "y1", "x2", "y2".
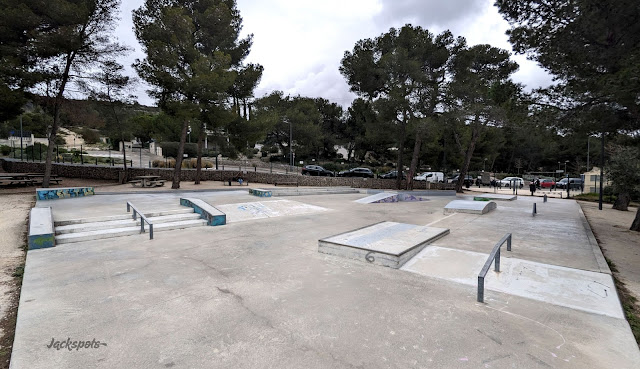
[{"x1": 55, "y1": 209, "x2": 207, "y2": 244}]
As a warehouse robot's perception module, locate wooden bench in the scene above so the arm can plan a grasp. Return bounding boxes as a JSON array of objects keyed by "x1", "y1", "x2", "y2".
[
  {"x1": 274, "y1": 181, "x2": 298, "y2": 187},
  {"x1": 7, "y1": 179, "x2": 34, "y2": 186}
]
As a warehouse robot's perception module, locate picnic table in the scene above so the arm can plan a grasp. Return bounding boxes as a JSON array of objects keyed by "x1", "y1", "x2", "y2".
[
  {"x1": 0, "y1": 173, "x2": 36, "y2": 186},
  {"x1": 0, "y1": 173, "x2": 62, "y2": 186},
  {"x1": 130, "y1": 175, "x2": 165, "y2": 188}
]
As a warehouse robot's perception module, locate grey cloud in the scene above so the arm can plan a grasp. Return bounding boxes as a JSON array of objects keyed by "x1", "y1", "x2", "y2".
[{"x1": 374, "y1": 0, "x2": 490, "y2": 30}]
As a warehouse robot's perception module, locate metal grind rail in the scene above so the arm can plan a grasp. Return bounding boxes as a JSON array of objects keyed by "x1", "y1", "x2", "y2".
[
  {"x1": 477, "y1": 233, "x2": 512, "y2": 303},
  {"x1": 126, "y1": 202, "x2": 154, "y2": 240}
]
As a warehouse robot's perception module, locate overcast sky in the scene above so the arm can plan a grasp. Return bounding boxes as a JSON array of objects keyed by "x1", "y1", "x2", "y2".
[{"x1": 115, "y1": 0, "x2": 553, "y2": 107}]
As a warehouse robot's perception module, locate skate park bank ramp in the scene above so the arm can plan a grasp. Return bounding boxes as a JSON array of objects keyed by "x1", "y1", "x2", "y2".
[
  {"x1": 318, "y1": 221, "x2": 449, "y2": 268},
  {"x1": 354, "y1": 192, "x2": 432, "y2": 204}
]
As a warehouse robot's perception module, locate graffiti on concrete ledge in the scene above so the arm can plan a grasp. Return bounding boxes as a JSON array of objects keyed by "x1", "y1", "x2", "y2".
[{"x1": 37, "y1": 187, "x2": 95, "y2": 201}]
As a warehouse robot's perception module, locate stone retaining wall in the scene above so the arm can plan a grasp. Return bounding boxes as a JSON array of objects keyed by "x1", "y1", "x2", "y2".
[{"x1": 1, "y1": 158, "x2": 455, "y2": 191}]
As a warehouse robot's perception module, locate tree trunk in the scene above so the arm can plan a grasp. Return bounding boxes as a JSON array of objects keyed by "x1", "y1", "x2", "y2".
[
  {"x1": 172, "y1": 120, "x2": 189, "y2": 189},
  {"x1": 407, "y1": 131, "x2": 424, "y2": 191},
  {"x1": 395, "y1": 116, "x2": 408, "y2": 190},
  {"x1": 631, "y1": 207, "x2": 640, "y2": 232},
  {"x1": 456, "y1": 121, "x2": 480, "y2": 193},
  {"x1": 194, "y1": 126, "x2": 205, "y2": 185},
  {"x1": 43, "y1": 53, "x2": 75, "y2": 187},
  {"x1": 121, "y1": 139, "x2": 128, "y2": 183},
  {"x1": 612, "y1": 192, "x2": 630, "y2": 211}
]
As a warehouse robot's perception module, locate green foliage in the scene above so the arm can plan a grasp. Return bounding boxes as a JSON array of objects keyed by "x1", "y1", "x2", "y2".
[
  {"x1": 252, "y1": 92, "x2": 328, "y2": 161},
  {"x1": 79, "y1": 128, "x2": 101, "y2": 144},
  {"x1": 496, "y1": 0, "x2": 640, "y2": 134},
  {"x1": 606, "y1": 144, "x2": 640, "y2": 195},
  {"x1": 159, "y1": 142, "x2": 198, "y2": 158},
  {"x1": 0, "y1": 145, "x2": 11, "y2": 155}
]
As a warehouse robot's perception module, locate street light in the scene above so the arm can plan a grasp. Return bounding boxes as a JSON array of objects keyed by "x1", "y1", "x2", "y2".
[
  {"x1": 565, "y1": 160, "x2": 570, "y2": 198},
  {"x1": 483, "y1": 158, "x2": 487, "y2": 172}
]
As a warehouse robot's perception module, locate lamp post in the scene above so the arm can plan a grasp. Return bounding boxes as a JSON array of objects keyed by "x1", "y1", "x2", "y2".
[
  {"x1": 587, "y1": 135, "x2": 591, "y2": 172},
  {"x1": 483, "y1": 158, "x2": 487, "y2": 172},
  {"x1": 288, "y1": 119, "x2": 293, "y2": 167},
  {"x1": 19, "y1": 115, "x2": 23, "y2": 161},
  {"x1": 565, "y1": 160, "x2": 570, "y2": 198}
]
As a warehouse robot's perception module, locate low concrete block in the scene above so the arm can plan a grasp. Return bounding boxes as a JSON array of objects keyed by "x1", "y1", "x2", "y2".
[
  {"x1": 249, "y1": 189, "x2": 272, "y2": 197},
  {"x1": 319, "y1": 222, "x2": 450, "y2": 268},
  {"x1": 28, "y1": 207, "x2": 55, "y2": 250},
  {"x1": 36, "y1": 187, "x2": 95, "y2": 201},
  {"x1": 180, "y1": 198, "x2": 226, "y2": 226},
  {"x1": 444, "y1": 200, "x2": 497, "y2": 215}
]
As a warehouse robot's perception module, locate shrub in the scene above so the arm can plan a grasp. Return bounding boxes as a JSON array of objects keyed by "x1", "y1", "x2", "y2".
[
  {"x1": 0, "y1": 145, "x2": 11, "y2": 156},
  {"x1": 79, "y1": 128, "x2": 101, "y2": 144}
]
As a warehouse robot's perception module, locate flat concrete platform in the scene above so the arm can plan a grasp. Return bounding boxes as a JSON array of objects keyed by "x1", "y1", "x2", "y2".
[
  {"x1": 215, "y1": 199, "x2": 327, "y2": 223},
  {"x1": 444, "y1": 199, "x2": 497, "y2": 214},
  {"x1": 318, "y1": 222, "x2": 449, "y2": 268},
  {"x1": 402, "y1": 246, "x2": 623, "y2": 318},
  {"x1": 12, "y1": 191, "x2": 640, "y2": 368},
  {"x1": 473, "y1": 193, "x2": 517, "y2": 201}
]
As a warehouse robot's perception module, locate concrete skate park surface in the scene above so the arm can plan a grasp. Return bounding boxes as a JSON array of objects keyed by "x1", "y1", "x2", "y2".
[{"x1": 11, "y1": 190, "x2": 640, "y2": 368}]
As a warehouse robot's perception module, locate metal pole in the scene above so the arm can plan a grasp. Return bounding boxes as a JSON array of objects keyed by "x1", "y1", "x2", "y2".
[
  {"x1": 289, "y1": 120, "x2": 292, "y2": 167},
  {"x1": 477, "y1": 276, "x2": 484, "y2": 303},
  {"x1": 587, "y1": 136, "x2": 590, "y2": 172},
  {"x1": 20, "y1": 116, "x2": 23, "y2": 161},
  {"x1": 139, "y1": 147, "x2": 142, "y2": 168},
  {"x1": 150, "y1": 224, "x2": 154, "y2": 240},
  {"x1": 507, "y1": 234, "x2": 511, "y2": 251},
  {"x1": 599, "y1": 128, "x2": 604, "y2": 210}
]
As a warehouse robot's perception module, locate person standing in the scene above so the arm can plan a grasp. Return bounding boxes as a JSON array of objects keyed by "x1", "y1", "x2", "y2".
[{"x1": 529, "y1": 181, "x2": 536, "y2": 196}]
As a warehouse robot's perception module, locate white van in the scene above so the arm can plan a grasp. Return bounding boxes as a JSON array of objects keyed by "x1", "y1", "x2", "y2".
[{"x1": 414, "y1": 171, "x2": 444, "y2": 183}]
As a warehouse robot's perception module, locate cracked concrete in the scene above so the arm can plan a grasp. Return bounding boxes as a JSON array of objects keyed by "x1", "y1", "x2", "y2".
[{"x1": 8, "y1": 191, "x2": 640, "y2": 368}]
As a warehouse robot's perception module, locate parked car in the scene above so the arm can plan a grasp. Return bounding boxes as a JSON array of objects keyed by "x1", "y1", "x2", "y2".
[
  {"x1": 556, "y1": 178, "x2": 584, "y2": 190},
  {"x1": 539, "y1": 179, "x2": 555, "y2": 188},
  {"x1": 414, "y1": 171, "x2": 444, "y2": 183},
  {"x1": 450, "y1": 174, "x2": 474, "y2": 186},
  {"x1": 301, "y1": 165, "x2": 334, "y2": 176},
  {"x1": 379, "y1": 170, "x2": 406, "y2": 179},
  {"x1": 337, "y1": 167, "x2": 374, "y2": 178},
  {"x1": 498, "y1": 177, "x2": 524, "y2": 188}
]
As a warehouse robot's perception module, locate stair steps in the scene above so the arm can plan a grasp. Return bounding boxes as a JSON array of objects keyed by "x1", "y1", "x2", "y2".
[{"x1": 53, "y1": 209, "x2": 208, "y2": 245}]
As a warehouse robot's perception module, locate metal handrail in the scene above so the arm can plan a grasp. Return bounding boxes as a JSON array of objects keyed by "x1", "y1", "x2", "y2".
[
  {"x1": 126, "y1": 202, "x2": 154, "y2": 239},
  {"x1": 477, "y1": 233, "x2": 512, "y2": 303}
]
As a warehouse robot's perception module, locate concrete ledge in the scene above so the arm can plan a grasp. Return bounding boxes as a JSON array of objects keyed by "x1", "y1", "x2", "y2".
[
  {"x1": 578, "y1": 206, "x2": 611, "y2": 275},
  {"x1": 473, "y1": 194, "x2": 517, "y2": 201},
  {"x1": 28, "y1": 207, "x2": 55, "y2": 250},
  {"x1": 318, "y1": 222, "x2": 450, "y2": 268},
  {"x1": 36, "y1": 187, "x2": 95, "y2": 201},
  {"x1": 180, "y1": 198, "x2": 226, "y2": 226},
  {"x1": 249, "y1": 189, "x2": 272, "y2": 197},
  {"x1": 444, "y1": 200, "x2": 497, "y2": 215}
]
